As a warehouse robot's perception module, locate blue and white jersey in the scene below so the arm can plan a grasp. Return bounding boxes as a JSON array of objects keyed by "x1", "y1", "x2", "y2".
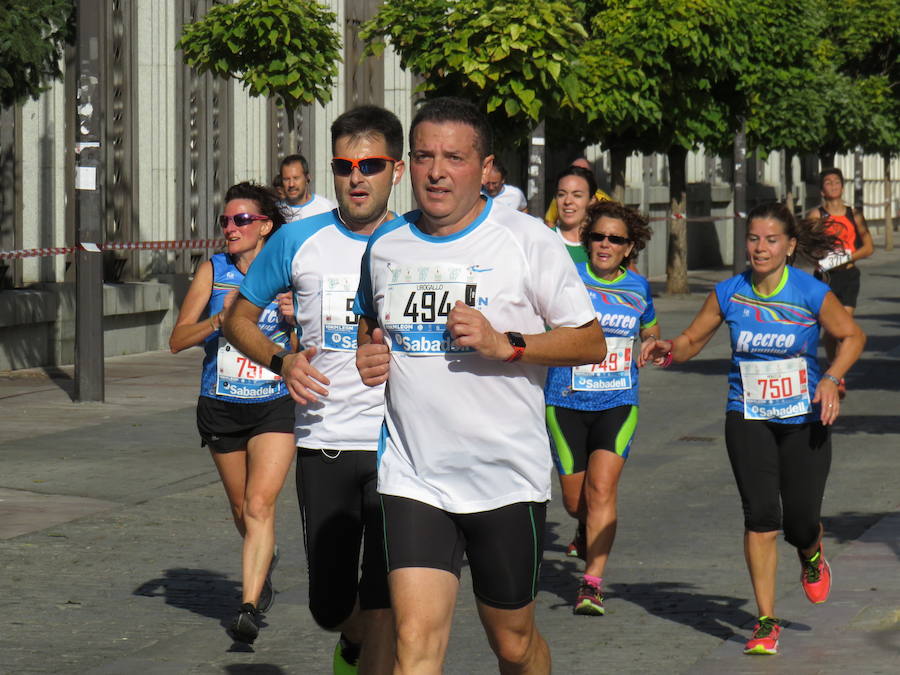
[
  {"x1": 545, "y1": 265, "x2": 655, "y2": 411},
  {"x1": 716, "y1": 266, "x2": 829, "y2": 424},
  {"x1": 354, "y1": 198, "x2": 596, "y2": 513},
  {"x1": 279, "y1": 193, "x2": 336, "y2": 223},
  {"x1": 200, "y1": 253, "x2": 290, "y2": 402},
  {"x1": 240, "y1": 210, "x2": 387, "y2": 451}
]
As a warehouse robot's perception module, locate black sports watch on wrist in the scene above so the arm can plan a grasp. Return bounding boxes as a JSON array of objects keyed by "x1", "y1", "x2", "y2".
[
  {"x1": 505, "y1": 332, "x2": 526, "y2": 363},
  {"x1": 269, "y1": 349, "x2": 291, "y2": 376}
]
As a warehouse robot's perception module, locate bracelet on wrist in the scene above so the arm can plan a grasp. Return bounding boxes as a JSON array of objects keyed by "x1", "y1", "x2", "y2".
[{"x1": 822, "y1": 373, "x2": 840, "y2": 386}]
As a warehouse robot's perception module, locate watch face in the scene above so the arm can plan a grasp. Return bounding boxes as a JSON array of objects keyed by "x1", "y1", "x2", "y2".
[{"x1": 507, "y1": 332, "x2": 526, "y2": 348}]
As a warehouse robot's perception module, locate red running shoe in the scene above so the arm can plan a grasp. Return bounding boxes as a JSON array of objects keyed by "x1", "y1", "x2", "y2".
[
  {"x1": 566, "y1": 523, "x2": 586, "y2": 560},
  {"x1": 744, "y1": 616, "x2": 783, "y2": 655},
  {"x1": 800, "y1": 545, "x2": 832, "y2": 604}
]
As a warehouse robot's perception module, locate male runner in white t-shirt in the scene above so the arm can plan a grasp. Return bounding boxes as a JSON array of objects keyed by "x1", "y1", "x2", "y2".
[
  {"x1": 483, "y1": 157, "x2": 528, "y2": 212},
  {"x1": 278, "y1": 153, "x2": 337, "y2": 222},
  {"x1": 224, "y1": 106, "x2": 405, "y2": 673},
  {"x1": 355, "y1": 97, "x2": 605, "y2": 674}
]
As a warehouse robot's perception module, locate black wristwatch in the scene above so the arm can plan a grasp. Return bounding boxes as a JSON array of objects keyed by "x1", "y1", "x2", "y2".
[
  {"x1": 505, "y1": 332, "x2": 526, "y2": 363},
  {"x1": 269, "y1": 349, "x2": 291, "y2": 376}
]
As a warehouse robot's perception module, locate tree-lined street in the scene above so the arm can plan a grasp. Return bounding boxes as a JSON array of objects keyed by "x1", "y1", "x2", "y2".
[{"x1": 2, "y1": 246, "x2": 898, "y2": 674}]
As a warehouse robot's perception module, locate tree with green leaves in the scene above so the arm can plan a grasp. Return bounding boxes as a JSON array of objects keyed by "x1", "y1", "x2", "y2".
[
  {"x1": 575, "y1": 0, "x2": 749, "y2": 293},
  {"x1": 815, "y1": 0, "x2": 900, "y2": 162},
  {"x1": 178, "y1": 0, "x2": 341, "y2": 130},
  {"x1": 360, "y1": 0, "x2": 589, "y2": 147},
  {"x1": 0, "y1": 0, "x2": 74, "y2": 108}
]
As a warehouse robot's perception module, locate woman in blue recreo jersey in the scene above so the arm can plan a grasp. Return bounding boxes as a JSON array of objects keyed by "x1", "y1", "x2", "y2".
[
  {"x1": 169, "y1": 182, "x2": 297, "y2": 644},
  {"x1": 643, "y1": 202, "x2": 865, "y2": 657},
  {"x1": 545, "y1": 201, "x2": 659, "y2": 616}
]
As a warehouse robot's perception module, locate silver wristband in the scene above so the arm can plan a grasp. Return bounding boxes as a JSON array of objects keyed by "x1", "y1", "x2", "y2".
[{"x1": 822, "y1": 373, "x2": 840, "y2": 386}]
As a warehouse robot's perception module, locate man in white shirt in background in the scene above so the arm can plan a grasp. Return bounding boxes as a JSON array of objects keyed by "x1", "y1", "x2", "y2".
[
  {"x1": 278, "y1": 153, "x2": 336, "y2": 222},
  {"x1": 483, "y1": 157, "x2": 528, "y2": 212}
]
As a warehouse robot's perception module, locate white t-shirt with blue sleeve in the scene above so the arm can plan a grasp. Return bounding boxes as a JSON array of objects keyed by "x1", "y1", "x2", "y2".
[
  {"x1": 354, "y1": 198, "x2": 596, "y2": 513},
  {"x1": 240, "y1": 210, "x2": 386, "y2": 450}
]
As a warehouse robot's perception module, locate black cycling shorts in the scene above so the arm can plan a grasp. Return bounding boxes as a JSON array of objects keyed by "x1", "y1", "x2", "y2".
[
  {"x1": 725, "y1": 411, "x2": 831, "y2": 550},
  {"x1": 380, "y1": 495, "x2": 547, "y2": 610},
  {"x1": 547, "y1": 405, "x2": 638, "y2": 474},
  {"x1": 196, "y1": 395, "x2": 295, "y2": 453},
  {"x1": 815, "y1": 265, "x2": 860, "y2": 308},
  {"x1": 296, "y1": 448, "x2": 390, "y2": 629}
]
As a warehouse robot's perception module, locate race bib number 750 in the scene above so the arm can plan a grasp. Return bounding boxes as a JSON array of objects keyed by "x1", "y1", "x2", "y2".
[
  {"x1": 383, "y1": 263, "x2": 477, "y2": 356},
  {"x1": 739, "y1": 357, "x2": 811, "y2": 420}
]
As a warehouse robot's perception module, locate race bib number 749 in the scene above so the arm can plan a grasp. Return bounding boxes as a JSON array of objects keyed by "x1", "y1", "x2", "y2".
[{"x1": 384, "y1": 263, "x2": 477, "y2": 355}]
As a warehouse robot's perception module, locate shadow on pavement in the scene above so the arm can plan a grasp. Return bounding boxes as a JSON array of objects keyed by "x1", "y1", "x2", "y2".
[
  {"x1": 40, "y1": 366, "x2": 77, "y2": 401},
  {"x1": 134, "y1": 567, "x2": 240, "y2": 624},
  {"x1": 606, "y1": 581, "x2": 756, "y2": 640},
  {"x1": 824, "y1": 510, "x2": 900, "y2": 561},
  {"x1": 666, "y1": 358, "x2": 731, "y2": 377},
  {"x1": 223, "y1": 665, "x2": 285, "y2": 673},
  {"x1": 832, "y1": 414, "x2": 900, "y2": 435}
]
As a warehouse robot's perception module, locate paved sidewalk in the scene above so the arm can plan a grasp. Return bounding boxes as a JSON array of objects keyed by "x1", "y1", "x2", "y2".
[{"x1": 1, "y1": 247, "x2": 898, "y2": 674}]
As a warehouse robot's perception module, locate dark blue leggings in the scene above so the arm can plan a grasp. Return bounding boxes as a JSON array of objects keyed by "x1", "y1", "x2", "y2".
[{"x1": 725, "y1": 411, "x2": 831, "y2": 550}]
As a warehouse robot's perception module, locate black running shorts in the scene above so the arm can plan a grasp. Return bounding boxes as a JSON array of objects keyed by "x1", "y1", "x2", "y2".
[
  {"x1": 380, "y1": 495, "x2": 547, "y2": 610},
  {"x1": 725, "y1": 411, "x2": 831, "y2": 550},
  {"x1": 297, "y1": 448, "x2": 390, "y2": 628},
  {"x1": 815, "y1": 265, "x2": 860, "y2": 308},
  {"x1": 196, "y1": 395, "x2": 295, "y2": 453}
]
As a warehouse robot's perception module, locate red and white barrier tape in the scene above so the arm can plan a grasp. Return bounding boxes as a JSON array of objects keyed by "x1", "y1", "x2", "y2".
[{"x1": 0, "y1": 238, "x2": 225, "y2": 260}]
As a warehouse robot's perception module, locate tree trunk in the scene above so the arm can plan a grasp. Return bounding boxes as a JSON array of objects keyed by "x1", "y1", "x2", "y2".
[
  {"x1": 885, "y1": 154, "x2": 894, "y2": 251},
  {"x1": 666, "y1": 145, "x2": 689, "y2": 294},
  {"x1": 733, "y1": 124, "x2": 747, "y2": 274},
  {"x1": 610, "y1": 147, "x2": 626, "y2": 202},
  {"x1": 821, "y1": 152, "x2": 835, "y2": 169},
  {"x1": 853, "y1": 149, "x2": 864, "y2": 211},
  {"x1": 783, "y1": 149, "x2": 795, "y2": 212}
]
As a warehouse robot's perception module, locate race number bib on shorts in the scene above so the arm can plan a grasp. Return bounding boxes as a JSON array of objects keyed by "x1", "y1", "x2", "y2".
[
  {"x1": 322, "y1": 274, "x2": 359, "y2": 351},
  {"x1": 739, "y1": 357, "x2": 811, "y2": 420},
  {"x1": 216, "y1": 338, "x2": 283, "y2": 398},
  {"x1": 572, "y1": 336, "x2": 633, "y2": 391},
  {"x1": 384, "y1": 263, "x2": 477, "y2": 356}
]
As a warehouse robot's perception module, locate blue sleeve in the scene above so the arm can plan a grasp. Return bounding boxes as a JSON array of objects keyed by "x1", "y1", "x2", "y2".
[
  {"x1": 808, "y1": 274, "x2": 830, "y2": 316},
  {"x1": 639, "y1": 276, "x2": 657, "y2": 328},
  {"x1": 239, "y1": 223, "x2": 302, "y2": 308},
  {"x1": 352, "y1": 243, "x2": 376, "y2": 319}
]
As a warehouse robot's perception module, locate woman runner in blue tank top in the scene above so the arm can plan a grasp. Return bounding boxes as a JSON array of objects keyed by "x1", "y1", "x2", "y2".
[
  {"x1": 545, "y1": 201, "x2": 659, "y2": 616},
  {"x1": 643, "y1": 202, "x2": 865, "y2": 656},
  {"x1": 169, "y1": 182, "x2": 297, "y2": 644}
]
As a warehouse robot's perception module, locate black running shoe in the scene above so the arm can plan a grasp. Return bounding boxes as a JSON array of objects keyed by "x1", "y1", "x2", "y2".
[
  {"x1": 257, "y1": 545, "x2": 280, "y2": 613},
  {"x1": 228, "y1": 603, "x2": 260, "y2": 644}
]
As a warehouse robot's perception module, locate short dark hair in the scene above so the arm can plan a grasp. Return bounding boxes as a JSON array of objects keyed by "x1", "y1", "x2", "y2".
[
  {"x1": 330, "y1": 105, "x2": 404, "y2": 160},
  {"x1": 819, "y1": 167, "x2": 844, "y2": 189},
  {"x1": 280, "y1": 154, "x2": 309, "y2": 174},
  {"x1": 490, "y1": 157, "x2": 508, "y2": 180},
  {"x1": 409, "y1": 97, "x2": 492, "y2": 159},
  {"x1": 223, "y1": 181, "x2": 286, "y2": 240},
  {"x1": 555, "y1": 165, "x2": 597, "y2": 197},
  {"x1": 581, "y1": 201, "x2": 652, "y2": 265},
  {"x1": 272, "y1": 174, "x2": 283, "y2": 188}
]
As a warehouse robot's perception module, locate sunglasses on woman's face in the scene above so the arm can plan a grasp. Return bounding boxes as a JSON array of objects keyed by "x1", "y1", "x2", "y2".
[
  {"x1": 331, "y1": 156, "x2": 396, "y2": 177},
  {"x1": 218, "y1": 213, "x2": 269, "y2": 229},
  {"x1": 588, "y1": 232, "x2": 630, "y2": 246}
]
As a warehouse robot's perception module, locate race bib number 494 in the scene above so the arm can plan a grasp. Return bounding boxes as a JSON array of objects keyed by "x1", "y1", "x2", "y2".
[
  {"x1": 739, "y1": 357, "x2": 810, "y2": 420},
  {"x1": 384, "y1": 263, "x2": 477, "y2": 356}
]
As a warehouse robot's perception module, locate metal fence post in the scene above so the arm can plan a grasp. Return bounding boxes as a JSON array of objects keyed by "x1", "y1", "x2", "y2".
[{"x1": 74, "y1": 0, "x2": 105, "y2": 402}]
